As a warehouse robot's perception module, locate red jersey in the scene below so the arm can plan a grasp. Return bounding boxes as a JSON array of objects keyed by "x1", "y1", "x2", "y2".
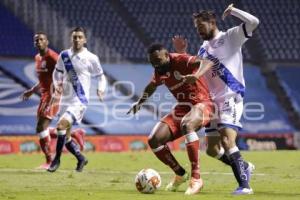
[
  {"x1": 151, "y1": 53, "x2": 211, "y2": 105},
  {"x1": 35, "y1": 49, "x2": 58, "y2": 99}
]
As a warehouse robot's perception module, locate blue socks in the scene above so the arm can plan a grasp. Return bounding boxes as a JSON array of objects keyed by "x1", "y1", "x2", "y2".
[{"x1": 65, "y1": 139, "x2": 84, "y2": 161}]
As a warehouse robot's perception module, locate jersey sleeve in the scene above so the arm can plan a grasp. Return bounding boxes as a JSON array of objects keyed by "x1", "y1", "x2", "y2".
[
  {"x1": 150, "y1": 73, "x2": 163, "y2": 86},
  {"x1": 49, "y1": 51, "x2": 59, "y2": 70},
  {"x1": 55, "y1": 54, "x2": 65, "y2": 73},
  {"x1": 227, "y1": 24, "x2": 250, "y2": 48},
  {"x1": 90, "y1": 55, "x2": 104, "y2": 77}
]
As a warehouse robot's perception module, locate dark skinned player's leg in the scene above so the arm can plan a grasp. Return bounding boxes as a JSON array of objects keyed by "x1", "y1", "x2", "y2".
[
  {"x1": 36, "y1": 117, "x2": 52, "y2": 164},
  {"x1": 180, "y1": 103, "x2": 207, "y2": 180},
  {"x1": 148, "y1": 122, "x2": 186, "y2": 176}
]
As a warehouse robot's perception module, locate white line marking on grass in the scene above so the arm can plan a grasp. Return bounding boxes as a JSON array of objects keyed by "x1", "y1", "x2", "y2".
[{"x1": 0, "y1": 168, "x2": 267, "y2": 176}]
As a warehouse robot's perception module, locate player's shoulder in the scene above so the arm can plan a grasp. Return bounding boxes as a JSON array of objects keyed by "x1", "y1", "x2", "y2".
[
  {"x1": 225, "y1": 25, "x2": 242, "y2": 36},
  {"x1": 83, "y1": 48, "x2": 98, "y2": 59},
  {"x1": 47, "y1": 49, "x2": 59, "y2": 59},
  {"x1": 59, "y1": 49, "x2": 69, "y2": 56},
  {"x1": 48, "y1": 48, "x2": 58, "y2": 55},
  {"x1": 169, "y1": 53, "x2": 190, "y2": 61}
]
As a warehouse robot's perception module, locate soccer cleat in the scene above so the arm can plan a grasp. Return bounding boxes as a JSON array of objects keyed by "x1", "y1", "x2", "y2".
[
  {"x1": 165, "y1": 172, "x2": 189, "y2": 192},
  {"x1": 245, "y1": 162, "x2": 255, "y2": 182},
  {"x1": 76, "y1": 158, "x2": 88, "y2": 172},
  {"x1": 232, "y1": 187, "x2": 253, "y2": 195},
  {"x1": 47, "y1": 159, "x2": 60, "y2": 173},
  {"x1": 185, "y1": 178, "x2": 204, "y2": 195},
  {"x1": 36, "y1": 163, "x2": 51, "y2": 170}
]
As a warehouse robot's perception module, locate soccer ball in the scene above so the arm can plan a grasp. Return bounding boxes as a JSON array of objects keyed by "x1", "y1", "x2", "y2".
[{"x1": 135, "y1": 168, "x2": 161, "y2": 194}]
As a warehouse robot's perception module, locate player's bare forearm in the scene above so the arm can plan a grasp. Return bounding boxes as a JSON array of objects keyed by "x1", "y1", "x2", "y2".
[
  {"x1": 127, "y1": 83, "x2": 157, "y2": 115},
  {"x1": 21, "y1": 82, "x2": 40, "y2": 100},
  {"x1": 31, "y1": 82, "x2": 40, "y2": 92},
  {"x1": 181, "y1": 58, "x2": 214, "y2": 84},
  {"x1": 137, "y1": 83, "x2": 157, "y2": 105},
  {"x1": 194, "y1": 58, "x2": 214, "y2": 78}
]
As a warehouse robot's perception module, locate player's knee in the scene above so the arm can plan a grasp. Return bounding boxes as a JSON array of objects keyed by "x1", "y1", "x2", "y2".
[
  {"x1": 57, "y1": 119, "x2": 70, "y2": 130},
  {"x1": 148, "y1": 133, "x2": 167, "y2": 149},
  {"x1": 220, "y1": 137, "x2": 235, "y2": 150},
  {"x1": 36, "y1": 125, "x2": 43, "y2": 133},
  {"x1": 206, "y1": 145, "x2": 219, "y2": 157},
  {"x1": 180, "y1": 121, "x2": 194, "y2": 135}
]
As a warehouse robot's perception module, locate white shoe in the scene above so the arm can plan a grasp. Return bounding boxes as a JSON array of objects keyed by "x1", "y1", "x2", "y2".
[
  {"x1": 184, "y1": 178, "x2": 204, "y2": 195},
  {"x1": 165, "y1": 173, "x2": 189, "y2": 192},
  {"x1": 232, "y1": 187, "x2": 254, "y2": 195}
]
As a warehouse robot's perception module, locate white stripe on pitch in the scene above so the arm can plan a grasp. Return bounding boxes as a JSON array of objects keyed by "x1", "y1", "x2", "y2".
[{"x1": 0, "y1": 168, "x2": 266, "y2": 176}]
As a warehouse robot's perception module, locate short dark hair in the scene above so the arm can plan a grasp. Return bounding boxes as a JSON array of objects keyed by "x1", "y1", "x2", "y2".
[
  {"x1": 193, "y1": 10, "x2": 216, "y2": 22},
  {"x1": 34, "y1": 31, "x2": 48, "y2": 38},
  {"x1": 147, "y1": 43, "x2": 166, "y2": 54},
  {"x1": 70, "y1": 27, "x2": 87, "y2": 36}
]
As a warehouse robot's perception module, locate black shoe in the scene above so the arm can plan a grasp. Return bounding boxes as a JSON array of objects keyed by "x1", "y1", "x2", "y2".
[
  {"x1": 76, "y1": 158, "x2": 88, "y2": 172},
  {"x1": 47, "y1": 159, "x2": 60, "y2": 173}
]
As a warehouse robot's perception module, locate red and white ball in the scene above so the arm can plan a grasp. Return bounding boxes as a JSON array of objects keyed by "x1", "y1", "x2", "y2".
[{"x1": 135, "y1": 168, "x2": 161, "y2": 194}]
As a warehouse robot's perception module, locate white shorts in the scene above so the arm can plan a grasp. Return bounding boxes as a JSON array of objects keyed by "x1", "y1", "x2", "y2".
[
  {"x1": 205, "y1": 96, "x2": 243, "y2": 136},
  {"x1": 59, "y1": 104, "x2": 87, "y2": 125}
]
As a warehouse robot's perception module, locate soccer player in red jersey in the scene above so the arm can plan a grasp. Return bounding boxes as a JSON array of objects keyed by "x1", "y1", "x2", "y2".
[
  {"x1": 21, "y1": 32, "x2": 85, "y2": 169},
  {"x1": 128, "y1": 43, "x2": 214, "y2": 195}
]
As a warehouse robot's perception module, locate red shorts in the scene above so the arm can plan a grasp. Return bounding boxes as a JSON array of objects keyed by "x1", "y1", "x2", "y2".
[
  {"x1": 161, "y1": 102, "x2": 212, "y2": 140},
  {"x1": 37, "y1": 95, "x2": 60, "y2": 120}
]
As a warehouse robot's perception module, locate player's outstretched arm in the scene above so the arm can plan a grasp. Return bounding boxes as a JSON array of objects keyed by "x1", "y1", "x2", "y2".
[
  {"x1": 96, "y1": 74, "x2": 107, "y2": 102},
  {"x1": 222, "y1": 4, "x2": 259, "y2": 32},
  {"x1": 181, "y1": 58, "x2": 214, "y2": 84},
  {"x1": 127, "y1": 82, "x2": 157, "y2": 115},
  {"x1": 21, "y1": 82, "x2": 40, "y2": 101}
]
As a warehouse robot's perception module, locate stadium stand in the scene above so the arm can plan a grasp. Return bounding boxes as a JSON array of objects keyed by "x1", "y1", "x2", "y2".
[
  {"x1": 119, "y1": 0, "x2": 252, "y2": 60},
  {"x1": 242, "y1": 0, "x2": 300, "y2": 61},
  {"x1": 0, "y1": 0, "x2": 298, "y2": 137},
  {"x1": 276, "y1": 66, "x2": 300, "y2": 113},
  {"x1": 45, "y1": 0, "x2": 146, "y2": 61},
  {"x1": 0, "y1": 3, "x2": 35, "y2": 57}
]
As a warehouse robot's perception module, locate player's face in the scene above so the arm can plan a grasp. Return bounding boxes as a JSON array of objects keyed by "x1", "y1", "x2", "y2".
[
  {"x1": 194, "y1": 18, "x2": 215, "y2": 40},
  {"x1": 34, "y1": 34, "x2": 48, "y2": 51},
  {"x1": 71, "y1": 31, "x2": 87, "y2": 51},
  {"x1": 148, "y1": 49, "x2": 170, "y2": 75}
]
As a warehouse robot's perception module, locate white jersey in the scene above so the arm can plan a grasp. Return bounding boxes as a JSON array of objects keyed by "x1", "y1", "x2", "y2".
[
  {"x1": 56, "y1": 47, "x2": 103, "y2": 106},
  {"x1": 198, "y1": 23, "x2": 251, "y2": 102}
]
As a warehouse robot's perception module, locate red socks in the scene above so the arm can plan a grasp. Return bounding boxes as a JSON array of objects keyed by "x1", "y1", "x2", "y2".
[{"x1": 185, "y1": 132, "x2": 200, "y2": 179}]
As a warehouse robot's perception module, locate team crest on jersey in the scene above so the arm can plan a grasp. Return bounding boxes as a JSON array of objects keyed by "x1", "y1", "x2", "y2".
[
  {"x1": 81, "y1": 58, "x2": 87, "y2": 64},
  {"x1": 166, "y1": 72, "x2": 171, "y2": 78},
  {"x1": 211, "y1": 39, "x2": 225, "y2": 48},
  {"x1": 37, "y1": 61, "x2": 48, "y2": 72},
  {"x1": 63, "y1": 57, "x2": 69, "y2": 62},
  {"x1": 173, "y1": 71, "x2": 182, "y2": 80}
]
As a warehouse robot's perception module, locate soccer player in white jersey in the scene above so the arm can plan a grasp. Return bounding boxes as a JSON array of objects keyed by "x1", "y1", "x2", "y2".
[
  {"x1": 173, "y1": 4, "x2": 259, "y2": 195},
  {"x1": 48, "y1": 27, "x2": 107, "y2": 172}
]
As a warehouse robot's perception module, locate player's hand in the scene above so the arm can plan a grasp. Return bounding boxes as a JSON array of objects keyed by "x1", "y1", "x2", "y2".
[
  {"x1": 127, "y1": 102, "x2": 141, "y2": 115},
  {"x1": 172, "y1": 35, "x2": 188, "y2": 54},
  {"x1": 21, "y1": 89, "x2": 34, "y2": 101},
  {"x1": 181, "y1": 74, "x2": 198, "y2": 84},
  {"x1": 222, "y1": 3, "x2": 234, "y2": 20},
  {"x1": 97, "y1": 89, "x2": 105, "y2": 102}
]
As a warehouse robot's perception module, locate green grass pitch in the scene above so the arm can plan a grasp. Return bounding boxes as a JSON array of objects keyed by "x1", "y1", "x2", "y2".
[{"x1": 0, "y1": 151, "x2": 299, "y2": 200}]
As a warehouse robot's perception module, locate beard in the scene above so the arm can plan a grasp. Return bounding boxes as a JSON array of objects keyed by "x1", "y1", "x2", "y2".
[
  {"x1": 155, "y1": 62, "x2": 170, "y2": 75},
  {"x1": 201, "y1": 30, "x2": 214, "y2": 41}
]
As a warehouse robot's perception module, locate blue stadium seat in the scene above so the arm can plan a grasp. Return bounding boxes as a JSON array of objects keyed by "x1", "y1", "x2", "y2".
[{"x1": 0, "y1": 3, "x2": 35, "y2": 57}]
